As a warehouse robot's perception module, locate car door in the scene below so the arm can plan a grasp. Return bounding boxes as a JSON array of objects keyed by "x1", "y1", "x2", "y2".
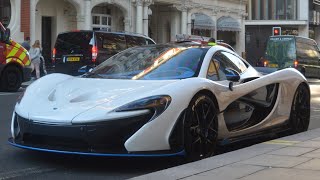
[{"x1": 214, "y1": 51, "x2": 279, "y2": 132}]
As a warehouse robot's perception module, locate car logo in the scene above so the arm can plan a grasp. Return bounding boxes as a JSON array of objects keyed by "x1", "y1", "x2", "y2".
[{"x1": 53, "y1": 107, "x2": 58, "y2": 110}]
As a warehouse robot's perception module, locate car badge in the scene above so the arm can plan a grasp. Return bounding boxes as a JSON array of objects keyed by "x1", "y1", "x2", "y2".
[{"x1": 53, "y1": 107, "x2": 58, "y2": 110}]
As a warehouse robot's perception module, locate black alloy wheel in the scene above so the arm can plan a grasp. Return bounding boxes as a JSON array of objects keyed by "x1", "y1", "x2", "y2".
[
  {"x1": 289, "y1": 84, "x2": 310, "y2": 133},
  {"x1": 0, "y1": 66, "x2": 22, "y2": 92},
  {"x1": 183, "y1": 94, "x2": 218, "y2": 161}
]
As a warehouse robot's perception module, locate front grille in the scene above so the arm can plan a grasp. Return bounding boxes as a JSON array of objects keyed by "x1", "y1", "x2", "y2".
[{"x1": 14, "y1": 113, "x2": 153, "y2": 153}]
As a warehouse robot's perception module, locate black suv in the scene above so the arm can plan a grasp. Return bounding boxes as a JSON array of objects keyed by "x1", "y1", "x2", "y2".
[{"x1": 52, "y1": 31, "x2": 155, "y2": 75}]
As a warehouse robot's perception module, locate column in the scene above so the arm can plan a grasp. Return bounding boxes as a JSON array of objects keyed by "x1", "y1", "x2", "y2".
[
  {"x1": 248, "y1": 0, "x2": 252, "y2": 20},
  {"x1": 143, "y1": 0, "x2": 152, "y2": 36},
  {"x1": 124, "y1": 17, "x2": 131, "y2": 32},
  {"x1": 83, "y1": 0, "x2": 92, "y2": 30},
  {"x1": 171, "y1": 11, "x2": 180, "y2": 41},
  {"x1": 136, "y1": 0, "x2": 143, "y2": 34},
  {"x1": 263, "y1": 0, "x2": 268, "y2": 20},
  {"x1": 187, "y1": 11, "x2": 192, "y2": 35},
  {"x1": 254, "y1": 0, "x2": 261, "y2": 20},
  {"x1": 181, "y1": 9, "x2": 187, "y2": 34},
  {"x1": 30, "y1": 0, "x2": 37, "y2": 43},
  {"x1": 298, "y1": 25, "x2": 309, "y2": 38},
  {"x1": 236, "y1": 17, "x2": 245, "y2": 55}
]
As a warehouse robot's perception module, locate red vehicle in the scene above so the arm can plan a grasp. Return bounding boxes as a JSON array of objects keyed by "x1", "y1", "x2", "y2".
[{"x1": 0, "y1": 22, "x2": 31, "y2": 92}]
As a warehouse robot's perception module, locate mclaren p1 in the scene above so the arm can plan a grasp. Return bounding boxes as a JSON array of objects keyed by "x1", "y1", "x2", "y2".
[{"x1": 9, "y1": 43, "x2": 310, "y2": 161}]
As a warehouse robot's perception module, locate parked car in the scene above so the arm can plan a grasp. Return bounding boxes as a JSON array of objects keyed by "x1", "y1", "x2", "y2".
[
  {"x1": 0, "y1": 22, "x2": 31, "y2": 92},
  {"x1": 9, "y1": 42, "x2": 310, "y2": 161},
  {"x1": 52, "y1": 30, "x2": 155, "y2": 75},
  {"x1": 259, "y1": 35, "x2": 320, "y2": 78}
]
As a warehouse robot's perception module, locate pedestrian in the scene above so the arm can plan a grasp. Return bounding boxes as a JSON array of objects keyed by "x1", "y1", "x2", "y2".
[
  {"x1": 29, "y1": 40, "x2": 42, "y2": 79},
  {"x1": 208, "y1": 37, "x2": 217, "y2": 46},
  {"x1": 21, "y1": 37, "x2": 31, "y2": 51}
]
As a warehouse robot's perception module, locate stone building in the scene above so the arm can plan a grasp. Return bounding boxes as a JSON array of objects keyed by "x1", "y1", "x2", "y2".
[{"x1": 1, "y1": 0, "x2": 247, "y2": 60}]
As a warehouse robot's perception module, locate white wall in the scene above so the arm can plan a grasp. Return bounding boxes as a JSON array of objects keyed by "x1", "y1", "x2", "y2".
[{"x1": 35, "y1": 0, "x2": 77, "y2": 46}]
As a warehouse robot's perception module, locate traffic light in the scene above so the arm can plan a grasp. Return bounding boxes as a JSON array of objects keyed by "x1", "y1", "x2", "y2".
[{"x1": 273, "y1": 27, "x2": 281, "y2": 36}]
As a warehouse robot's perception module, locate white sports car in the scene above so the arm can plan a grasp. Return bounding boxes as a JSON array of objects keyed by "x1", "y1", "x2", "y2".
[{"x1": 9, "y1": 43, "x2": 310, "y2": 161}]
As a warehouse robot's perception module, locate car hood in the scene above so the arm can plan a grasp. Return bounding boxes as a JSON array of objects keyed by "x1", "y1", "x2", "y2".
[{"x1": 16, "y1": 74, "x2": 178, "y2": 124}]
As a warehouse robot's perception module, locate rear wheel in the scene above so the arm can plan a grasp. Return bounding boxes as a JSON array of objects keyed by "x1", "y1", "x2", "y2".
[
  {"x1": 0, "y1": 66, "x2": 22, "y2": 92},
  {"x1": 183, "y1": 94, "x2": 218, "y2": 161},
  {"x1": 289, "y1": 84, "x2": 310, "y2": 133}
]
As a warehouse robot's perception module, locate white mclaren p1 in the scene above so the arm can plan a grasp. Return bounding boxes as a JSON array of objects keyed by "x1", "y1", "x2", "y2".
[{"x1": 9, "y1": 43, "x2": 310, "y2": 160}]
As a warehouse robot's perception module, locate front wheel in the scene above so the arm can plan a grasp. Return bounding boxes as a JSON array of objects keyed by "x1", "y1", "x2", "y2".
[
  {"x1": 183, "y1": 94, "x2": 218, "y2": 161},
  {"x1": 0, "y1": 66, "x2": 22, "y2": 92},
  {"x1": 289, "y1": 83, "x2": 310, "y2": 133}
]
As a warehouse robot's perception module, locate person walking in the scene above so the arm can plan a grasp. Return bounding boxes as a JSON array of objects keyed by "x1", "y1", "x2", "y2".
[
  {"x1": 21, "y1": 37, "x2": 31, "y2": 51},
  {"x1": 29, "y1": 40, "x2": 42, "y2": 79},
  {"x1": 208, "y1": 38, "x2": 217, "y2": 46}
]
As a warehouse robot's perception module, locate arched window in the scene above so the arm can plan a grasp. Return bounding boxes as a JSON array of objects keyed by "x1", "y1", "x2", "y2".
[
  {"x1": 0, "y1": 0, "x2": 11, "y2": 27},
  {"x1": 92, "y1": 4, "x2": 112, "y2": 31}
]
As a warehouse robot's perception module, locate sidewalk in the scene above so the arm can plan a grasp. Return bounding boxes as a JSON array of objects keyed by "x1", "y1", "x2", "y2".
[{"x1": 132, "y1": 127, "x2": 320, "y2": 180}]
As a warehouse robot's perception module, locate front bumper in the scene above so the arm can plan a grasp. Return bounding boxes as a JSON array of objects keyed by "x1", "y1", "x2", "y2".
[{"x1": 9, "y1": 113, "x2": 185, "y2": 157}]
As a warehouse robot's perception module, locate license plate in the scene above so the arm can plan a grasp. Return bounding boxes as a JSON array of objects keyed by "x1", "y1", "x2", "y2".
[
  {"x1": 67, "y1": 57, "x2": 80, "y2": 62},
  {"x1": 268, "y1": 63, "x2": 279, "y2": 68}
]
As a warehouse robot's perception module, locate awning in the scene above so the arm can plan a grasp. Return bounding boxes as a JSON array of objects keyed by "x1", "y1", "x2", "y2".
[
  {"x1": 217, "y1": 16, "x2": 241, "y2": 32},
  {"x1": 193, "y1": 13, "x2": 215, "y2": 30}
]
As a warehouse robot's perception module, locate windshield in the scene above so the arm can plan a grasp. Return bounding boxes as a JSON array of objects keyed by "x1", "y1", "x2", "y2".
[
  {"x1": 86, "y1": 45, "x2": 208, "y2": 80},
  {"x1": 265, "y1": 36, "x2": 296, "y2": 68}
]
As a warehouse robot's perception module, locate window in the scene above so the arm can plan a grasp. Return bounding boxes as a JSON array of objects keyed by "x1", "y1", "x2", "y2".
[
  {"x1": 126, "y1": 36, "x2": 147, "y2": 48},
  {"x1": 146, "y1": 39, "x2": 155, "y2": 45},
  {"x1": 92, "y1": 14, "x2": 112, "y2": 31},
  {"x1": 96, "y1": 33, "x2": 126, "y2": 55},
  {"x1": 296, "y1": 40, "x2": 320, "y2": 61},
  {"x1": 220, "y1": 52, "x2": 248, "y2": 73},
  {"x1": 207, "y1": 59, "x2": 226, "y2": 81},
  {"x1": 0, "y1": 0, "x2": 11, "y2": 27}
]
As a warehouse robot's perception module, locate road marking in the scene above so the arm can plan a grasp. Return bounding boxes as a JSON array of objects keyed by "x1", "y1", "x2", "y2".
[
  {"x1": 0, "y1": 167, "x2": 56, "y2": 180},
  {"x1": 263, "y1": 140, "x2": 300, "y2": 146}
]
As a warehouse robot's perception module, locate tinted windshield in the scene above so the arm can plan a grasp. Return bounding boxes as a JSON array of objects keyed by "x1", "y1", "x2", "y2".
[
  {"x1": 87, "y1": 45, "x2": 208, "y2": 80},
  {"x1": 265, "y1": 37, "x2": 296, "y2": 68}
]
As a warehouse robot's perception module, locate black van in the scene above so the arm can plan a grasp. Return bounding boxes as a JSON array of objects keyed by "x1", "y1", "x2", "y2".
[
  {"x1": 52, "y1": 31, "x2": 155, "y2": 75},
  {"x1": 262, "y1": 35, "x2": 320, "y2": 78}
]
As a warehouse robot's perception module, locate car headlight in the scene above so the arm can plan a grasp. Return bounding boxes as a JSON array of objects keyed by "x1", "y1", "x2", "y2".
[{"x1": 114, "y1": 95, "x2": 172, "y2": 121}]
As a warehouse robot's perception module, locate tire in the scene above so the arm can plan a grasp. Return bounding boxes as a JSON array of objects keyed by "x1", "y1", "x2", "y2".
[
  {"x1": 289, "y1": 83, "x2": 310, "y2": 134},
  {"x1": 183, "y1": 94, "x2": 218, "y2": 161},
  {"x1": 0, "y1": 66, "x2": 22, "y2": 92}
]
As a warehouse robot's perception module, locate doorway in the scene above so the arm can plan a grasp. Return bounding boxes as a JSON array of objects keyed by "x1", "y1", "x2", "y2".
[{"x1": 41, "y1": 16, "x2": 52, "y2": 71}]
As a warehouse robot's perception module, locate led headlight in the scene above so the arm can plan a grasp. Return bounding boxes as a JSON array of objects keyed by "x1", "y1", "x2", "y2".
[{"x1": 114, "y1": 95, "x2": 171, "y2": 121}]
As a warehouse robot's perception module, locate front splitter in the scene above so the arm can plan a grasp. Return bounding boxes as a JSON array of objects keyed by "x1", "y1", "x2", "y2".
[{"x1": 8, "y1": 138, "x2": 185, "y2": 157}]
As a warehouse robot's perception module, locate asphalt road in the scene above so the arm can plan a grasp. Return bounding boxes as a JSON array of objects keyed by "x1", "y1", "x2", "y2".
[{"x1": 0, "y1": 79, "x2": 319, "y2": 180}]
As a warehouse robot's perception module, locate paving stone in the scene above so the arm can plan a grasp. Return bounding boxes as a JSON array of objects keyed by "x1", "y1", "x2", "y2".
[
  {"x1": 239, "y1": 168, "x2": 320, "y2": 180},
  {"x1": 267, "y1": 147, "x2": 315, "y2": 156},
  {"x1": 132, "y1": 144, "x2": 284, "y2": 180},
  {"x1": 183, "y1": 164, "x2": 265, "y2": 180},
  {"x1": 293, "y1": 140, "x2": 320, "y2": 148},
  {"x1": 295, "y1": 158, "x2": 320, "y2": 170},
  {"x1": 239, "y1": 154, "x2": 311, "y2": 168},
  {"x1": 301, "y1": 148, "x2": 320, "y2": 158},
  {"x1": 310, "y1": 137, "x2": 320, "y2": 141},
  {"x1": 278, "y1": 129, "x2": 320, "y2": 142}
]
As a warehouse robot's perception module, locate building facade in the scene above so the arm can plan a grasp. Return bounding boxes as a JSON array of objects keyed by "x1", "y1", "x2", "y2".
[
  {"x1": 245, "y1": 0, "x2": 320, "y2": 65},
  {"x1": 1, "y1": 0, "x2": 247, "y2": 61}
]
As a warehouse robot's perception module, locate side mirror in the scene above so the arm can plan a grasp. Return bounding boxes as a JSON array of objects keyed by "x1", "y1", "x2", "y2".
[
  {"x1": 4, "y1": 28, "x2": 10, "y2": 43},
  {"x1": 225, "y1": 68, "x2": 240, "y2": 82}
]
